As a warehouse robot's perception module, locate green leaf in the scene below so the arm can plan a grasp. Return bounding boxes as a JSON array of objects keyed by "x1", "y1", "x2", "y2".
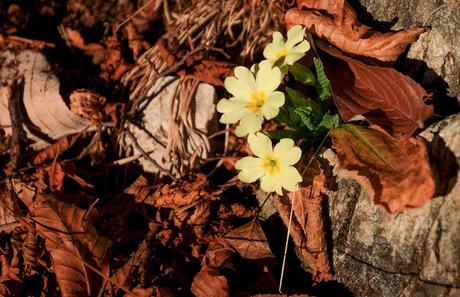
[
  {"x1": 293, "y1": 106, "x2": 318, "y2": 131},
  {"x1": 285, "y1": 87, "x2": 307, "y2": 107},
  {"x1": 264, "y1": 129, "x2": 302, "y2": 140},
  {"x1": 289, "y1": 63, "x2": 316, "y2": 86},
  {"x1": 274, "y1": 106, "x2": 290, "y2": 125},
  {"x1": 317, "y1": 112, "x2": 340, "y2": 130},
  {"x1": 314, "y1": 57, "x2": 331, "y2": 102}
]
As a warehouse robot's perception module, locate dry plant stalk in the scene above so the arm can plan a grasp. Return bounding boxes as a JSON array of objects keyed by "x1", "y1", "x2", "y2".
[{"x1": 274, "y1": 161, "x2": 333, "y2": 282}]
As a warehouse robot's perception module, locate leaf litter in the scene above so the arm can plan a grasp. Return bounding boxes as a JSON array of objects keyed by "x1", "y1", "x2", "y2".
[{"x1": 0, "y1": 0, "x2": 451, "y2": 296}]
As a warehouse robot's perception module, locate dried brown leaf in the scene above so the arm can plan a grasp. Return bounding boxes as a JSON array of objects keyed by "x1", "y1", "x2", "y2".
[
  {"x1": 32, "y1": 134, "x2": 81, "y2": 165},
  {"x1": 319, "y1": 44, "x2": 433, "y2": 138},
  {"x1": 191, "y1": 267, "x2": 229, "y2": 297},
  {"x1": 297, "y1": 0, "x2": 369, "y2": 40},
  {"x1": 0, "y1": 50, "x2": 91, "y2": 150},
  {"x1": 45, "y1": 163, "x2": 65, "y2": 192},
  {"x1": 126, "y1": 174, "x2": 213, "y2": 208},
  {"x1": 22, "y1": 196, "x2": 112, "y2": 297},
  {"x1": 69, "y1": 90, "x2": 106, "y2": 121},
  {"x1": 273, "y1": 160, "x2": 333, "y2": 282},
  {"x1": 330, "y1": 124, "x2": 436, "y2": 213},
  {"x1": 285, "y1": 8, "x2": 426, "y2": 61},
  {"x1": 221, "y1": 220, "x2": 274, "y2": 260}
]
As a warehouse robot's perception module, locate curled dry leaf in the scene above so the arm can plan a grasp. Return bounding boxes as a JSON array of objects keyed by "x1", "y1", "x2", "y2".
[
  {"x1": 319, "y1": 43, "x2": 433, "y2": 138},
  {"x1": 125, "y1": 174, "x2": 216, "y2": 208},
  {"x1": 69, "y1": 90, "x2": 106, "y2": 121},
  {"x1": 330, "y1": 124, "x2": 435, "y2": 213},
  {"x1": 0, "y1": 50, "x2": 91, "y2": 150},
  {"x1": 285, "y1": 7, "x2": 426, "y2": 61},
  {"x1": 32, "y1": 134, "x2": 81, "y2": 165},
  {"x1": 191, "y1": 266, "x2": 229, "y2": 297},
  {"x1": 45, "y1": 162, "x2": 65, "y2": 192},
  {"x1": 297, "y1": 0, "x2": 369, "y2": 40},
  {"x1": 19, "y1": 195, "x2": 112, "y2": 297},
  {"x1": 273, "y1": 161, "x2": 333, "y2": 282},
  {"x1": 221, "y1": 220, "x2": 274, "y2": 260}
]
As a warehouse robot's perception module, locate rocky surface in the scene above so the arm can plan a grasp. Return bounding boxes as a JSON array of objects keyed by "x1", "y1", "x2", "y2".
[
  {"x1": 357, "y1": 0, "x2": 460, "y2": 99},
  {"x1": 123, "y1": 76, "x2": 217, "y2": 175},
  {"x1": 324, "y1": 113, "x2": 460, "y2": 297}
]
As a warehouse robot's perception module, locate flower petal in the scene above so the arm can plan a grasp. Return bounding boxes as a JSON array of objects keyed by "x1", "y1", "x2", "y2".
[
  {"x1": 278, "y1": 165, "x2": 302, "y2": 192},
  {"x1": 235, "y1": 114, "x2": 263, "y2": 137},
  {"x1": 263, "y1": 32, "x2": 285, "y2": 60},
  {"x1": 256, "y1": 63, "x2": 281, "y2": 93},
  {"x1": 285, "y1": 25, "x2": 305, "y2": 49},
  {"x1": 261, "y1": 103, "x2": 279, "y2": 120},
  {"x1": 290, "y1": 40, "x2": 310, "y2": 54},
  {"x1": 224, "y1": 76, "x2": 251, "y2": 99},
  {"x1": 265, "y1": 92, "x2": 285, "y2": 109},
  {"x1": 274, "y1": 139, "x2": 302, "y2": 165},
  {"x1": 217, "y1": 98, "x2": 249, "y2": 124},
  {"x1": 234, "y1": 66, "x2": 257, "y2": 90},
  {"x1": 224, "y1": 66, "x2": 256, "y2": 98},
  {"x1": 260, "y1": 173, "x2": 283, "y2": 195},
  {"x1": 235, "y1": 157, "x2": 265, "y2": 183},
  {"x1": 284, "y1": 52, "x2": 306, "y2": 66},
  {"x1": 248, "y1": 132, "x2": 273, "y2": 158}
]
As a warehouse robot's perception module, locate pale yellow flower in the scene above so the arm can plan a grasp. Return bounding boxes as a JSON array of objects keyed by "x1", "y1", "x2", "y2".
[
  {"x1": 263, "y1": 25, "x2": 310, "y2": 70},
  {"x1": 216, "y1": 61, "x2": 285, "y2": 137},
  {"x1": 235, "y1": 132, "x2": 302, "y2": 195}
]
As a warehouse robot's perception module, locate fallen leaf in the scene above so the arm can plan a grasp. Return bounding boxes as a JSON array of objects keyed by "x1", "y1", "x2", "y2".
[
  {"x1": 0, "y1": 50, "x2": 92, "y2": 151},
  {"x1": 319, "y1": 43, "x2": 433, "y2": 138},
  {"x1": 32, "y1": 134, "x2": 81, "y2": 165},
  {"x1": 285, "y1": 8, "x2": 426, "y2": 62},
  {"x1": 221, "y1": 220, "x2": 274, "y2": 260},
  {"x1": 126, "y1": 174, "x2": 214, "y2": 208},
  {"x1": 45, "y1": 162, "x2": 65, "y2": 192},
  {"x1": 191, "y1": 266, "x2": 229, "y2": 297},
  {"x1": 273, "y1": 160, "x2": 333, "y2": 282},
  {"x1": 330, "y1": 124, "x2": 435, "y2": 213},
  {"x1": 20, "y1": 195, "x2": 112, "y2": 297},
  {"x1": 297, "y1": 0, "x2": 369, "y2": 40},
  {"x1": 69, "y1": 90, "x2": 106, "y2": 121}
]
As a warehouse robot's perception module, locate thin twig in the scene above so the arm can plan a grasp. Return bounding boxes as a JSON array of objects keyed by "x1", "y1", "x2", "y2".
[
  {"x1": 423, "y1": 3, "x2": 460, "y2": 26},
  {"x1": 6, "y1": 76, "x2": 26, "y2": 172},
  {"x1": 114, "y1": 0, "x2": 157, "y2": 34},
  {"x1": 279, "y1": 186, "x2": 299, "y2": 294}
]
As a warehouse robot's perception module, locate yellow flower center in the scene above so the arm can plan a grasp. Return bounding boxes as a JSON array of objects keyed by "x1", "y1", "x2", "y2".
[
  {"x1": 262, "y1": 156, "x2": 281, "y2": 176},
  {"x1": 245, "y1": 91, "x2": 267, "y2": 113},
  {"x1": 274, "y1": 47, "x2": 289, "y2": 61}
]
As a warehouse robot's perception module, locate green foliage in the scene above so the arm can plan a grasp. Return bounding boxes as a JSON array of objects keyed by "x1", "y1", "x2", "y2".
[
  {"x1": 317, "y1": 112, "x2": 340, "y2": 130},
  {"x1": 289, "y1": 63, "x2": 316, "y2": 86},
  {"x1": 313, "y1": 57, "x2": 331, "y2": 102},
  {"x1": 285, "y1": 87, "x2": 307, "y2": 107},
  {"x1": 264, "y1": 129, "x2": 303, "y2": 140},
  {"x1": 271, "y1": 57, "x2": 338, "y2": 145}
]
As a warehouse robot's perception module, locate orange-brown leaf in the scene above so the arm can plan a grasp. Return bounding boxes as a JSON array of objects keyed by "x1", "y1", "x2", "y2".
[
  {"x1": 330, "y1": 124, "x2": 435, "y2": 213},
  {"x1": 45, "y1": 163, "x2": 65, "y2": 192},
  {"x1": 273, "y1": 160, "x2": 333, "y2": 282},
  {"x1": 191, "y1": 267, "x2": 229, "y2": 297},
  {"x1": 285, "y1": 8, "x2": 426, "y2": 62},
  {"x1": 319, "y1": 44, "x2": 433, "y2": 138},
  {"x1": 297, "y1": 0, "x2": 369, "y2": 40},
  {"x1": 32, "y1": 134, "x2": 81, "y2": 165},
  {"x1": 24, "y1": 196, "x2": 112, "y2": 297},
  {"x1": 221, "y1": 220, "x2": 274, "y2": 260}
]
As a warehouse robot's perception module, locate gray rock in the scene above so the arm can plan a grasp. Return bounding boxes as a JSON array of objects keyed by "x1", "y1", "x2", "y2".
[
  {"x1": 324, "y1": 113, "x2": 460, "y2": 296},
  {"x1": 122, "y1": 76, "x2": 217, "y2": 175},
  {"x1": 358, "y1": 0, "x2": 460, "y2": 98}
]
